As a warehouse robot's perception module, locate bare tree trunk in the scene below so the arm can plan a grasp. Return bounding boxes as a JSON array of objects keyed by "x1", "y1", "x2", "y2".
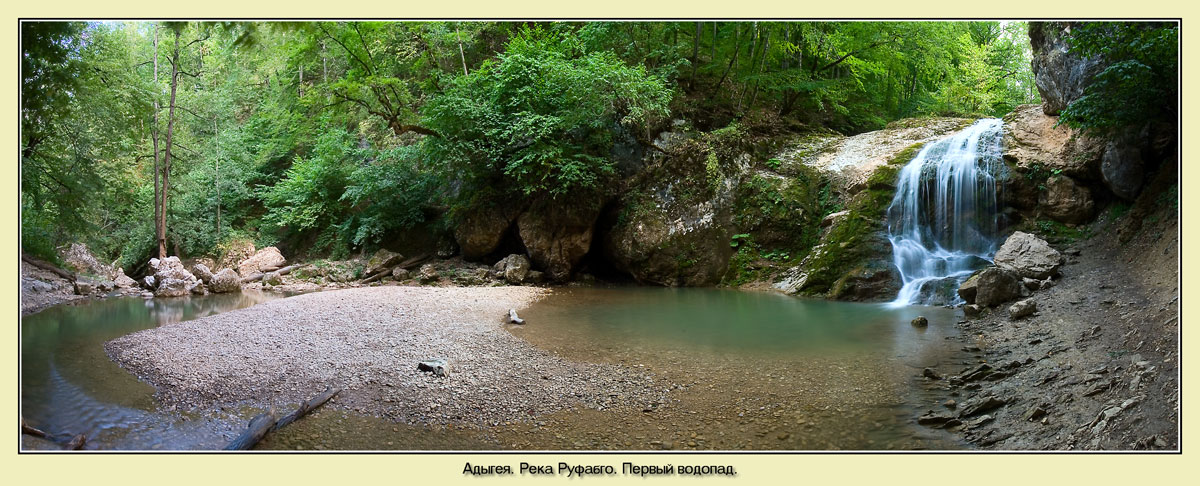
[
  {"x1": 152, "y1": 26, "x2": 163, "y2": 259},
  {"x1": 321, "y1": 40, "x2": 328, "y2": 83},
  {"x1": 455, "y1": 23, "x2": 468, "y2": 76},
  {"x1": 298, "y1": 63, "x2": 304, "y2": 97},
  {"x1": 160, "y1": 27, "x2": 182, "y2": 259},
  {"x1": 214, "y1": 119, "x2": 221, "y2": 243}
]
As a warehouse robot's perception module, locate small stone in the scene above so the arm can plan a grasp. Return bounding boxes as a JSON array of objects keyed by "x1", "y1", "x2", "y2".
[
  {"x1": 923, "y1": 368, "x2": 943, "y2": 380},
  {"x1": 944, "y1": 399, "x2": 957, "y2": 409},
  {"x1": 911, "y1": 316, "x2": 929, "y2": 327},
  {"x1": 1009, "y1": 299, "x2": 1037, "y2": 320}
]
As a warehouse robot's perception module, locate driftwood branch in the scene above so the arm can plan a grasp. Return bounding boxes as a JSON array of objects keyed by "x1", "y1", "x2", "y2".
[
  {"x1": 508, "y1": 309, "x2": 524, "y2": 325},
  {"x1": 239, "y1": 264, "x2": 308, "y2": 284},
  {"x1": 21, "y1": 417, "x2": 86, "y2": 450},
  {"x1": 355, "y1": 253, "x2": 431, "y2": 284},
  {"x1": 21, "y1": 254, "x2": 76, "y2": 282},
  {"x1": 224, "y1": 387, "x2": 340, "y2": 450}
]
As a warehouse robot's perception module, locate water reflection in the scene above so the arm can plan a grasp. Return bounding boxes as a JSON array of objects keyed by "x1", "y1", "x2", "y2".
[{"x1": 21, "y1": 291, "x2": 286, "y2": 450}]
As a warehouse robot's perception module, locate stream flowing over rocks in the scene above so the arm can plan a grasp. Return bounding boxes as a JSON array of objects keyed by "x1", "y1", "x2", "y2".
[{"x1": 105, "y1": 287, "x2": 668, "y2": 427}]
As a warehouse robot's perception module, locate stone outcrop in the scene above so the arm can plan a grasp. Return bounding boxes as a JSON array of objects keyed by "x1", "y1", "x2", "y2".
[
  {"x1": 59, "y1": 243, "x2": 114, "y2": 278},
  {"x1": 1101, "y1": 133, "x2": 1147, "y2": 201},
  {"x1": 994, "y1": 231, "x2": 1062, "y2": 280},
  {"x1": 149, "y1": 256, "x2": 200, "y2": 297},
  {"x1": 1029, "y1": 22, "x2": 1105, "y2": 116},
  {"x1": 518, "y1": 198, "x2": 601, "y2": 282},
  {"x1": 1039, "y1": 175, "x2": 1095, "y2": 224},
  {"x1": 208, "y1": 268, "x2": 241, "y2": 293},
  {"x1": 454, "y1": 202, "x2": 522, "y2": 260},
  {"x1": 237, "y1": 247, "x2": 286, "y2": 277}
]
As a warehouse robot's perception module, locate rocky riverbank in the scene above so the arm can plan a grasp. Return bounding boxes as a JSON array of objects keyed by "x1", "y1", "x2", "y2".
[
  {"x1": 104, "y1": 286, "x2": 670, "y2": 428},
  {"x1": 913, "y1": 190, "x2": 1178, "y2": 450}
]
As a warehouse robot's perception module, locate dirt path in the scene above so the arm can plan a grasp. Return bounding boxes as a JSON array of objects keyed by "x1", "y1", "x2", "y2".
[{"x1": 915, "y1": 194, "x2": 1179, "y2": 450}]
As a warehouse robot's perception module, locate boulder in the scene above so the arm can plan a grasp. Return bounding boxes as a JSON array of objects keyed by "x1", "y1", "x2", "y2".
[
  {"x1": 973, "y1": 267, "x2": 1022, "y2": 307},
  {"x1": 418, "y1": 264, "x2": 438, "y2": 284},
  {"x1": 365, "y1": 248, "x2": 403, "y2": 276},
  {"x1": 1029, "y1": 22, "x2": 1105, "y2": 116},
  {"x1": 142, "y1": 276, "x2": 156, "y2": 290},
  {"x1": 454, "y1": 203, "x2": 522, "y2": 260},
  {"x1": 1009, "y1": 299, "x2": 1038, "y2": 320},
  {"x1": 994, "y1": 231, "x2": 1062, "y2": 280},
  {"x1": 208, "y1": 268, "x2": 241, "y2": 293},
  {"x1": 963, "y1": 304, "x2": 984, "y2": 318},
  {"x1": 494, "y1": 254, "x2": 531, "y2": 284},
  {"x1": 391, "y1": 267, "x2": 411, "y2": 281},
  {"x1": 262, "y1": 271, "x2": 283, "y2": 286},
  {"x1": 217, "y1": 239, "x2": 256, "y2": 272},
  {"x1": 1023, "y1": 277, "x2": 1042, "y2": 291},
  {"x1": 1039, "y1": 175, "x2": 1095, "y2": 224},
  {"x1": 237, "y1": 247, "x2": 286, "y2": 277},
  {"x1": 1101, "y1": 137, "x2": 1146, "y2": 201},
  {"x1": 911, "y1": 316, "x2": 929, "y2": 327},
  {"x1": 517, "y1": 198, "x2": 601, "y2": 282},
  {"x1": 113, "y1": 268, "x2": 138, "y2": 288},
  {"x1": 150, "y1": 256, "x2": 201, "y2": 297},
  {"x1": 958, "y1": 273, "x2": 980, "y2": 304},
  {"x1": 191, "y1": 263, "x2": 215, "y2": 284}
]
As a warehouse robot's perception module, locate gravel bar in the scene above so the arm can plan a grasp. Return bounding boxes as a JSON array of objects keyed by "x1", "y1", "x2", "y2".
[{"x1": 106, "y1": 286, "x2": 667, "y2": 427}]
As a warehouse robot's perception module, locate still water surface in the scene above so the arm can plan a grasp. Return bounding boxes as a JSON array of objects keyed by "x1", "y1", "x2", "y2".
[{"x1": 22, "y1": 287, "x2": 968, "y2": 450}]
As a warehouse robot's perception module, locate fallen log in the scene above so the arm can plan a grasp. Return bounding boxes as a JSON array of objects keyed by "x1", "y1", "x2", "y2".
[
  {"x1": 223, "y1": 387, "x2": 340, "y2": 450},
  {"x1": 22, "y1": 417, "x2": 87, "y2": 450},
  {"x1": 356, "y1": 253, "x2": 431, "y2": 285},
  {"x1": 239, "y1": 264, "x2": 307, "y2": 284},
  {"x1": 21, "y1": 254, "x2": 76, "y2": 282}
]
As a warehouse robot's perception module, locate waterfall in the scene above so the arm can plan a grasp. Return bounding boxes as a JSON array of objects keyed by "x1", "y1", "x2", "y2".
[{"x1": 887, "y1": 119, "x2": 1005, "y2": 306}]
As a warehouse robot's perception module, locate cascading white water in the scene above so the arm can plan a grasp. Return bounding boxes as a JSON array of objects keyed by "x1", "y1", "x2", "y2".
[{"x1": 887, "y1": 119, "x2": 1004, "y2": 306}]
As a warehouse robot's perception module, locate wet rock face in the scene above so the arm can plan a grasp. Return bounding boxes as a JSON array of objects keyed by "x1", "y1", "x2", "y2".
[
  {"x1": 149, "y1": 256, "x2": 200, "y2": 297},
  {"x1": 994, "y1": 231, "x2": 1062, "y2": 280},
  {"x1": 605, "y1": 178, "x2": 739, "y2": 287},
  {"x1": 1039, "y1": 175, "x2": 1095, "y2": 224},
  {"x1": 1102, "y1": 136, "x2": 1146, "y2": 201},
  {"x1": 518, "y1": 198, "x2": 601, "y2": 282},
  {"x1": 1030, "y1": 22, "x2": 1105, "y2": 116},
  {"x1": 208, "y1": 268, "x2": 241, "y2": 293},
  {"x1": 454, "y1": 202, "x2": 522, "y2": 261},
  {"x1": 237, "y1": 247, "x2": 286, "y2": 277}
]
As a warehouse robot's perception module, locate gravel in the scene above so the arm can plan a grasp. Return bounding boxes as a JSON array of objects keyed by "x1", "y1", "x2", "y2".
[{"x1": 105, "y1": 286, "x2": 666, "y2": 427}]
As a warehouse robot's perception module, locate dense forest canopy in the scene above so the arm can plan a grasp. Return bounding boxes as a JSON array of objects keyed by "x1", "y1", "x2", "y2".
[{"x1": 21, "y1": 21, "x2": 1045, "y2": 268}]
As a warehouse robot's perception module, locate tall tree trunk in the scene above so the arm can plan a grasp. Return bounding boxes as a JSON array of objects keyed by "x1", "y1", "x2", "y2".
[
  {"x1": 455, "y1": 23, "x2": 468, "y2": 76},
  {"x1": 159, "y1": 27, "x2": 182, "y2": 259},
  {"x1": 298, "y1": 63, "x2": 304, "y2": 97},
  {"x1": 712, "y1": 25, "x2": 741, "y2": 97},
  {"x1": 152, "y1": 25, "x2": 163, "y2": 259},
  {"x1": 214, "y1": 119, "x2": 220, "y2": 243}
]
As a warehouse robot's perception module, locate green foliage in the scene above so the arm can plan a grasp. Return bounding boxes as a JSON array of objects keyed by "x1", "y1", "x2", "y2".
[
  {"x1": 1058, "y1": 22, "x2": 1178, "y2": 131},
  {"x1": 425, "y1": 27, "x2": 672, "y2": 201},
  {"x1": 339, "y1": 145, "x2": 438, "y2": 247}
]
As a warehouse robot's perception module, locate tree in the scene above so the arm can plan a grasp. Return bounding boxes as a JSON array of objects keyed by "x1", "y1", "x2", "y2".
[{"x1": 1057, "y1": 22, "x2": 1178, "y2": 132}]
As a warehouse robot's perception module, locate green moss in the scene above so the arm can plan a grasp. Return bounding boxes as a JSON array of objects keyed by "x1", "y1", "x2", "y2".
[{"x1": 888, "y1": 142, "x2": 926, "y2": 166}]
